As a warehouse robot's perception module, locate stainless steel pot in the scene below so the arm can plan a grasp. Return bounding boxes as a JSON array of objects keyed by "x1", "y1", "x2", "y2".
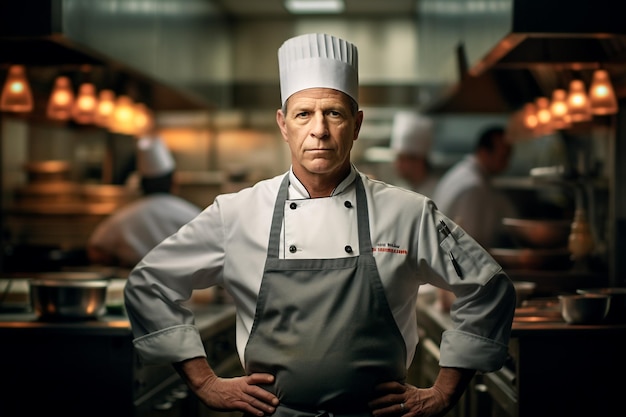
[{"x1": 29, "y1": 279, "x2": 109, "y2": 320}]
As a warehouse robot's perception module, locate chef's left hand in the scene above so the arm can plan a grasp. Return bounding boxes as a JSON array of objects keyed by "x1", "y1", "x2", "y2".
[
  {"x1": 368, "y1": 367, "x2": 475, "y2": 417},
  {"x1": 368, "y1": 381, "x2": 449, "y2": 417}
]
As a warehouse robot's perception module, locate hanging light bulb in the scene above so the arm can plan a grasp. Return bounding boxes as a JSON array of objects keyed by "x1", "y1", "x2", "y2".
[
  {"x1": 110, "y1": 95, "x2": 135, "y2": 135},
  {"x1": 47, "y1": 76, "x2": 75, "y2": 121},
  {"x1": 133, "y1": 103, "x2": 154, "y2": 136},
  {"x1": 1, "y1": 65, "x2": 34, "y2": 112},
  {"x1": 522, "y1": 102, "x2": 539, "y2": 131},
  {"x1": 549, "y1": 89, "x2": 571, "y2": 130},
  {"x1": 94, "y1": 89, "x2": 116, "y2": 128},
  {"x1": 535, "y1": 97, "x2": 553, "y2": 135},
  {"x1": 72, "y1": 82, "x2": 98, "y2": 124},
  {"x1": 567, "y1": 79, "x2": 592, "y2": 122},
  {"x1": 588, "y1": 69, "x2": 618, "y2": 115}
]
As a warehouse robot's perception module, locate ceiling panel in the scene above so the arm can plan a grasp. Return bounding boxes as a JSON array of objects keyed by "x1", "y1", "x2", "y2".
[{"x1": 212, "y1": 0, "x2": 418, "y2": 18}]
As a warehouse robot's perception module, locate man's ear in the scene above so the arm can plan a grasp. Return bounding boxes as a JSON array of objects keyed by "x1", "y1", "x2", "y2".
[
  {"x1": 276, "y1": 109, "x2": 289, "y2": 142},
  {"x1": 353, "y1": 110, "x2": 364, "y2": 140}
]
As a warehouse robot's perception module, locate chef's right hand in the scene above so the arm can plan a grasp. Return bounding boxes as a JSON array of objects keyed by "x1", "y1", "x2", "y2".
[{"x1": 174, "y1": 357, "x2": 279, "y2": 416}]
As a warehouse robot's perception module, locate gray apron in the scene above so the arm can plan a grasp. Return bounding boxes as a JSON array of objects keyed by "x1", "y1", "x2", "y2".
[{"x1": 244, "y1": 174, "x2": 407, "y2": 417}]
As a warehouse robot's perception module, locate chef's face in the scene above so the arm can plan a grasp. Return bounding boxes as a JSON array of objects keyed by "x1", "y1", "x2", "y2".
[{"x1": 277, "y1": 88, "x2": 363, "y2": 180}]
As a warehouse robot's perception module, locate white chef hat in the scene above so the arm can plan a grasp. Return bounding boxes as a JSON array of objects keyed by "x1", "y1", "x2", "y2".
[
  {"x1": 278, "y1": 33, "x2": 359, "y2": 106},
  {"x1": 136, "y1": 136, "x2": 175, "y2": 178},
  {"x1": 390, "y1": 111, "x2": 434, "y2": 156}
]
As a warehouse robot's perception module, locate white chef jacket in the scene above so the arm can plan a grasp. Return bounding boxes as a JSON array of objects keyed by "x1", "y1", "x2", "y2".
[
  {"x1": 432, "y1": 155, "x2": 518, "y2": 248},
  {"x1": 88, "y1": 193, "x2": 201, "y2": 267},
  {"x1": 124, "y1": 166, "x2": 515, "y2": 373}
]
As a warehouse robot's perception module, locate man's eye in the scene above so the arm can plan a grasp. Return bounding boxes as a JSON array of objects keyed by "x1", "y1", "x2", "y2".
[
  {"x1": 296, "y1": 112, "x2": 309, "y2": 118},
  {"x1": 328, "y1": 111, "x2": 341, "y2": 117}
]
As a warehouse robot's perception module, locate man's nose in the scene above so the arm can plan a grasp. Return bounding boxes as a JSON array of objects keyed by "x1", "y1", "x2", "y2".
[{"x1": 311, "y1": 113, "x2": 329, "y2": 138}]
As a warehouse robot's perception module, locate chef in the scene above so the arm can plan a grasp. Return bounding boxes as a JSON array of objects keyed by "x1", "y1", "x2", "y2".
[
  {"x1": 87, "y1": 135, "x2": 201, "y2": 267},
  {"x1": 124, "y1": 33, "x2": 516, "y2": 417},
  {"x1": 390, "y1": 111, "x2": 438, "y2": 197}
]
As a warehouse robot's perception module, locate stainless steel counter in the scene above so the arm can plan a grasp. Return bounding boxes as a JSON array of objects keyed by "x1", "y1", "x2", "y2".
[{"x1": 415, "y1": 300, "x2": 626, "y2": 417}]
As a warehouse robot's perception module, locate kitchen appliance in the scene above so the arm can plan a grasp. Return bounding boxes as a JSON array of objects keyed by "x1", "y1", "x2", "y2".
[{"x1": 29, "y1": 277, "x2": 108, "y2": 320}]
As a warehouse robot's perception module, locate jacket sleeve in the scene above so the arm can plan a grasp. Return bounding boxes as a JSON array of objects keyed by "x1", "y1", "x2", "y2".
[
  {"x1": 421, "y1": 200, "x2": 516, "y2": 373},
  {"x1": 124, "y1": 202, "x2": 226, "y2": 364}
]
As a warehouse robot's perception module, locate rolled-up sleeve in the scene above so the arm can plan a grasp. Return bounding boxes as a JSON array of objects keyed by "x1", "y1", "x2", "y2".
[
  {"x1": 124, "y1": 201, "x2": 226, "y2": 364},
  {"x1": 419, "y1": 199, "x2": 516, "y2": 373}
]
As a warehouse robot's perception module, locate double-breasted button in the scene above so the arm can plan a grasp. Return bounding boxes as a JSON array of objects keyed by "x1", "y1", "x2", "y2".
[
  {"x1": 344, "y1": 245, "x2": 353, "y2": 253},
  {"x1": 344, "y1": 201, "x2": 353, "y2": 208},
  {"x1": 289, "y1": 202, "x2": 297, "y2": 210},
  {"x1": 289, "y1": 245, "x2": 297, "y2": 253}
]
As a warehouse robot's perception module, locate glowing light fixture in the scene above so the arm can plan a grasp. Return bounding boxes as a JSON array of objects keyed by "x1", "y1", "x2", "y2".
[
  {"x1": 1, "y1": 65, "x2": 34, "y2": 112},
  {"x1": 535, "y1": 97, "x2": 554, "y2": 135},
  {"x1": 588, "y1": 69, "x2": 618, "y2": 115},
  {"x1": 110, "y1": 95, "x2": 135, "y2": 135},
  {"x1": 549, "y1": 89, "x2": 571, "y2": 130},
  {"x1": 94, "y1": 89, "x2": 116, "y2": 128},
  {"x1": 567, "y1": 79, "x2": 592, "y2": 122},
  {"x1": 133, "y1": 103, "x2": 154, "y2": 136},
  {"x1": 522, "y1": 103, "x2": 538, "y2": 130},
  {"x1": 47, "y1": 76, "x2": 75, "y2": 121},
  {"x1": 284, "y1": 0, "x2": 344, "y2": 14},
  {"x1": 72, "y1": 83, "x2": 98, "y2": 124}
]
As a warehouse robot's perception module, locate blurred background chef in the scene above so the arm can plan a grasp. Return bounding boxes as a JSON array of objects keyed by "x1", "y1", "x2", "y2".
[
  {"x1": 87, "y1": 135, "x2": 201, "y2": 268},
  {"x1": 390, "y1": 111, "x2": 438, "y2": 197},
  {"x1": 432, "y1": 125, "x2": 518, "y2": 249}
]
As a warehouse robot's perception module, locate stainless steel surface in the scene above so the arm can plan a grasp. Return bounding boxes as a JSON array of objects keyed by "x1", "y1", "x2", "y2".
[
  {"x1": 577, "y1": 287, "x2": 626, "y2": 323},
  {"x1": 503, "y1": 218, "x2": 571, "y2": 249},
  {"x1": 29, "y1": 278, "x2": 109, "y2": 320},
  {"x1": 558, "y1": 294, "x2": 610, "y2": 324}
]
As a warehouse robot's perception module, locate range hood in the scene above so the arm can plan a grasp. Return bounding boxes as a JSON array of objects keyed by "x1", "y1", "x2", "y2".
[
  {"x1": 0, "y1": 0, "x2": 229, "y2": 111},
  {"x1": 420, "y1": 0, "x2": 626, "y2": 114}
]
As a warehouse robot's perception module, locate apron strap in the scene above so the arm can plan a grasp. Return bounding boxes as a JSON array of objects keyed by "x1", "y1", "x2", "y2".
[{"x1": 267, "y1": 174, "x2": 290, "y2": 259}]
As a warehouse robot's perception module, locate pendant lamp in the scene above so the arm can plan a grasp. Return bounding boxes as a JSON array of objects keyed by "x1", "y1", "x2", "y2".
[
  {"x1": 47, "y1": 76, "x2": 75, "y2": 121},
  {"x1": 522, "y1": 103, "x2": 538, "y2": 130},
  {"x1": 94, "y1": 89, "x2": 116, "y2": 128},
  {"x1": 549, "y1": 89, "x2": 571, "y2": 130},
  {"x1": 72, "y1": 83, "x2": 98, "y2": 124},
  {"x1": 567, "y1": 80, "x2": 592, "y2": 122},
  {"x1": 109, "y1": 95, "x2": 135, "y2": 135},
  {"x1": 133, "y1": 103, "x2": 154, "y2": 136},
  {"x1": 588, "y1": 69, "x2": 618, "y2": 115},
  {"x1": 1, "y1": 65, "x2": 34, "y2": 112},
  {"x1": 535, "y1": 97, "x2": 553, "y2": 135}
]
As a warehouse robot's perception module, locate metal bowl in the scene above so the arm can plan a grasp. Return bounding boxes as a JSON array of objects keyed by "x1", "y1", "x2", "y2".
[
  {"x1": 576, "y1": 288, "x2": 626, "y2": 323},
  {"x1": 558, "y1": 294, "x2": 610, "y2": 324},
  {"x1": 29, "y1": 279, "x2": 109, "y2": 321},
  {"x1": 502, "y1": 218, "x2": 571, "y2": 248},
  {"x1": 489, "y1": 248, "x2": 572, "y2": 271}
]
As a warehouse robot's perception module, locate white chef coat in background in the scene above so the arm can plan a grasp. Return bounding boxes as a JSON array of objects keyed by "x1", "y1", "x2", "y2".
[
  {"x1": 124, "y1": 165, "x2": 515, "y2": 373},
  {"x1": 432, "y1": 155, "x2": 518, "y2": 249},
  {"x1": 88, "y1": 194, "x2": 201, "y2": 267}
]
